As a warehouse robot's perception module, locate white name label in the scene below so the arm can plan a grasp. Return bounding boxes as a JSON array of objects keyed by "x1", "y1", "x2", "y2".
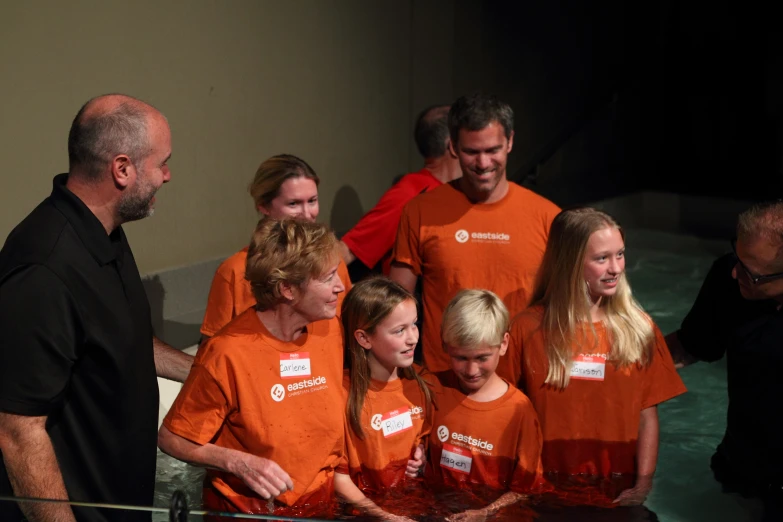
[
  {"x1": 440, "y1": 443, "x2": 472, "y2": 474},
  {"x1": 280, "y1": 352, "x2": 311, "y2": 378},
  {"x1": 570, "y1": 354, "x2": 606, "y2": 381},
  {"x1": 380, "y1": 408, "x2": 413, "y2": 438}
]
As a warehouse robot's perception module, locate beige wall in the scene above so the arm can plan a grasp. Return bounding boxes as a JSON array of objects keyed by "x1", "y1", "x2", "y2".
[{"x1": 0, "y1": 0, "x2": 456, "y2": 274}]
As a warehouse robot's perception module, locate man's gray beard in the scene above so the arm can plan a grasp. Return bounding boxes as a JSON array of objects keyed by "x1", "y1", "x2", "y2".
[{"x1": 117, "y1": 192, "x2": 154, "y2": 223}]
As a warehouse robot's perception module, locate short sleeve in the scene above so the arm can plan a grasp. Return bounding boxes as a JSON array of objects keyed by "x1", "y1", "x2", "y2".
[
  {"x1": 201, "y1": 264, "x2": 236, "y2": 337},
  {"x1": 641, "y1": 324, "x2": 688, "y2": 410},
  {"x1": 391, "y1": 200, "x2": 423, "y2": 276},
  {"x1": 163, "y1": 349, "x2": 232, "y2": 444},
  {"x1": 0, "y1": 265, "x2": 80, "y2": 416},
  {"x1": 507, "y1": 309, "x2": 544, "y2": 391},
  {"x1": 342, "y1": 180, "x2": 422, "y2": 269},
  {"x1": 509, "y1": 395, "x2": 547, "y2": 494},
  {"x1": 678, "y1": 254, "x2": 736, "y2": 362}
]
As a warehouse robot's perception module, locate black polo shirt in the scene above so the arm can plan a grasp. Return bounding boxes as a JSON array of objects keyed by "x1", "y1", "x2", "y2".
[
  {"x1": 679, "y1": 253, "x2": 783, "y2": 485},
  {"x1": 0, "y1": 174, "x2": 158, "y2": 522}
]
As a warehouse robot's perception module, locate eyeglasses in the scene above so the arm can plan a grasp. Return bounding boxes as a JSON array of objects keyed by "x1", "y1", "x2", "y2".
[{"x1": 730, "y1": 238, "x2": 783, "y2": 285}]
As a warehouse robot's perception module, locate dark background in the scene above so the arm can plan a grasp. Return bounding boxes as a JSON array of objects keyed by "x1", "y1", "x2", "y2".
[{"x1": 450, "y1": 1, "x2": 782, "y2": 206}]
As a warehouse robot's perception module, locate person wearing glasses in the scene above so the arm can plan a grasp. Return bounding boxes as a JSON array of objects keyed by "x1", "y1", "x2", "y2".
[{"x1": 666, "y1": 200, "x2": 783, "y2": 522}]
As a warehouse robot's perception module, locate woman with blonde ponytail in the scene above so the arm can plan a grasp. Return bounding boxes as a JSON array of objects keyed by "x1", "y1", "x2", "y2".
[
  {"x1": 334, "y1": 276, "x2": 433, "y2": 521},
  {"x1": 510, "y1": 207, "x2": 686, "y2": 509}
]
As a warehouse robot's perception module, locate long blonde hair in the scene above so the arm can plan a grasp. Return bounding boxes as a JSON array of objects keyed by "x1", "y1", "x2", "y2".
[
  {"x1": 531, "y1": 207, "x2": 653, "y2": 390},
  {"x1": 341, "y1": 276, "x2": 433, "y2": 439}
]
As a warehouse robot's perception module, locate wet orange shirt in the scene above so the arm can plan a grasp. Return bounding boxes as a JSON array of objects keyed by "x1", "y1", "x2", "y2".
[
  {"x1": 338, "y1": 368, "x2": 432, "y2": 493},
  {"x1": 163, "y1": 308, "x2": 345, "y2": 515},
  {"x1": 512, "y1": 306, "x2": 687, "y2": 480},
  {"x1": 426, "y1": 372, "x2": 547, "y2": 494},
  {"x1": 393, "y1": 182, "x2": 559, "y2": 373},
  {"x1": 200, "y1": 247, "x2": 352, "y2": 336}
]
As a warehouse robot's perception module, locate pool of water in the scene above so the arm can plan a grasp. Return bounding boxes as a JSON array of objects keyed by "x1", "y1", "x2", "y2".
[{"x1": 151, "y1": 229, "x2": 764, "y2": 521}]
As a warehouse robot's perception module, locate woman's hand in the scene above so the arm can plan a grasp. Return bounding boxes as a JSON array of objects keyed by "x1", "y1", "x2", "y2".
[
  {"x1": 613, "y1": 475, "x2": 653, "y2": 506},
  {"x1": 227, "y1": 452, "x2": 294, "y2": 499},
  {"x1": 405, "y1": 444, "x2": 425, "y2": 477}
]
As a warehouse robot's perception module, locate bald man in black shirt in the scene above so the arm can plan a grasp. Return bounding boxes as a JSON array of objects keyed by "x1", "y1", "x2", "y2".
[{"x1": 0, "y1": 94, "x2": 193, "y2": 522}]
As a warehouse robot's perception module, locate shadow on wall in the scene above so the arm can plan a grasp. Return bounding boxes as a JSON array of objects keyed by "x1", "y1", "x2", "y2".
[
  {"x1": 143, "y1": 274, "x2": 203, "y2": 350},
  {"x1": 330, "y1": 184, "x2": 365, "y2": 237}
]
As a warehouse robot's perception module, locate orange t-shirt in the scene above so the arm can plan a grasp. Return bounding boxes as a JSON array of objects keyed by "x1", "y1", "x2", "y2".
[
  {"x1": 163, "y1": 308, "x2": 345, "y2": 515},
  {"x1": 338, "y1": 368, "x2": 432, "y2": 494},
  {"x1": 200, "y1": 247, "x2": 352, "y2": 337},
  {"x1": 511, "y1": 306, "x2": 686, "y2": 503},
  {"x1": 426, "y1": 372, "x2": 547, "y2": 494},
  {"x1": 393, "y1": 182, "x2": 559, "y2": 373}
]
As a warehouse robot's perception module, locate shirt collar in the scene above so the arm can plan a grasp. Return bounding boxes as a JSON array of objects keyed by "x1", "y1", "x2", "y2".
[{"x1": 49, "y1": 173, "x2": 125, "y2": 266}]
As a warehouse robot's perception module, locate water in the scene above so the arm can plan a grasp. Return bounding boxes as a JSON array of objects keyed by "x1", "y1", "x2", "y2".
[{"x1": 152, "y1": 229, "x2": 764, "y2": 521}]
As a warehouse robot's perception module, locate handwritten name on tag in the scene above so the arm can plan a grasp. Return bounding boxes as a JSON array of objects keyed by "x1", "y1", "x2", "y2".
[
  {"x1": 570, "y1": 354, "x2": 606, "y2": 381},
  {"x1": 381, "y1": 408, "x2": 413, "y2": 438},
  {"x1": 280, "y1": 352, "x2": 311, "y2": 378},
  {"x1": 440, "y1": 443, "x2": 472, "y2": 474}
]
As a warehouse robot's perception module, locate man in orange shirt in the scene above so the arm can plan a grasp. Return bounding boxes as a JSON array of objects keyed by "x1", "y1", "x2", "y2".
[
  {"x1": 338, "y1": 105, "x2": 462, "y2": 278},
  {"x1": 390, "y1": 93, "x2": 560, "y2": 374}
]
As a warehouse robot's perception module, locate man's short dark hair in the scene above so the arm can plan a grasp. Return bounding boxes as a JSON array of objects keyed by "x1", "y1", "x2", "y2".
[
  {"x1": 67, "y1": 101, "x2": 149, "y2": 181},
  {"x1": 414, "y1": 105, "x2": 450, "y2": 159},
  {"x1": 448, "y1": 93, "x2": 514, "y2": 144}
]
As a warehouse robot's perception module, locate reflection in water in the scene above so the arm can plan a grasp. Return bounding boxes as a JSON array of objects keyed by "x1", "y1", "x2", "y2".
[{"x1": 153, "y1": 451, "x2": 658, "y2": 521}]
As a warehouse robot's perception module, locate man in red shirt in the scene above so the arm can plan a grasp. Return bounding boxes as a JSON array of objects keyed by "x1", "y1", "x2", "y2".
[{"x1": 338, "y1": 105, "x2": 462, "y2": 277}]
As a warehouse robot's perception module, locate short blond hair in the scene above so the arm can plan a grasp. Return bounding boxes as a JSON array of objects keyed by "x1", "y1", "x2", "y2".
[
  {"x1": 441, "y1": 289, "x2": 509, "y2": 349},
  {"x1": 245, "y1": 218, "x2": 338, "y2": 310}
]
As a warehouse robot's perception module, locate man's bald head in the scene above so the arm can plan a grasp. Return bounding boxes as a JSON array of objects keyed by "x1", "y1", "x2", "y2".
[
  {"x1": 414, "y1": 104, "x2": 451, "y2": 159},
  {"x1": 737, "y1": 200, "x2": 783, "y2": 263},
  {"x1": 67, "y1": 94, "x2": 162, "y2": 182}
]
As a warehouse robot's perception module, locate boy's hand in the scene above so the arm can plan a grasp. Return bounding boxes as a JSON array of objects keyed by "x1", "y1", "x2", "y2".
[
  {"x1": 446, "y1": 509, "x2": 489, "y2": 522},
  {"x1": 405, "y1": 444, "x2": 426, "y2": 477}
]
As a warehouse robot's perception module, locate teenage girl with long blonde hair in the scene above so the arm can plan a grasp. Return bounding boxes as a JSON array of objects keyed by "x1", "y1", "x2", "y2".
[{"x1": 510, "y1": 207, "x2": 686, "y2": 508}]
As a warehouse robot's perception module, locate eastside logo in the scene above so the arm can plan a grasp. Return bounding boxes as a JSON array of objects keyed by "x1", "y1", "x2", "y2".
[
  {"x1": 453, "y1": 229, "x2": 511, "y2": 244},
  {"x1": 270, "y1": 384, "x2": 285, "y2": 402},
  {"x1": 450, "y1": 431, "x2": 494, "y2": 451},
  {"x1": 270, "y1": 376, "x2": 328, "y2": 402},
  {"x1": 437, "y1": 425, "x2": 450, "y2": 442}
]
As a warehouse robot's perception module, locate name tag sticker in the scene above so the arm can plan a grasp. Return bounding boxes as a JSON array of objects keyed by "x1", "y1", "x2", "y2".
[
  {"x1": 570, "y1": 354, "x2": 606, "y2": 381},
  {"x1": 280, "y1": 352, "x2": 311, "y2": 378},
  {"x1": 381, "y1": 408, "x2": 413, "y2": 438},
  {"x1": 440, "y1": 443, "x2": 472, "y2": 474}
]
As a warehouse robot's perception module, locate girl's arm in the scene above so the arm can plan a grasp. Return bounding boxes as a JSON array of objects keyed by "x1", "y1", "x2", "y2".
[
  {"x1": 447, "y1": 491, "x2": 526, "y2": 521},
  {"x1": 334, "y1": 472, "x2": 415, "y2": 521},
  {"x1": 614, "y1": 405, "x2": 658, "y2": 505}
]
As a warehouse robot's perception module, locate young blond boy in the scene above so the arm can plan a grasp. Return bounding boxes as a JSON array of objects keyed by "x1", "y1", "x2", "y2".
[{"x1": 427, "y1": 289, "x2": 547, "y2": 519}]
